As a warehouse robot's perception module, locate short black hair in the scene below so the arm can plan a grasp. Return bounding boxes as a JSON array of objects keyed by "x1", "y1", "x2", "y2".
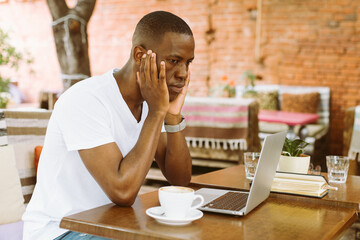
[{"x1": 133, "y1": 11, "x2": 193, "y2": 45}]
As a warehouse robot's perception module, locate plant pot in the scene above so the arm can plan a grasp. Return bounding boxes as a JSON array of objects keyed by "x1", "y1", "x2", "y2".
[{"x1": 277, "y1": 154, "x2": 310, "y2": 174}]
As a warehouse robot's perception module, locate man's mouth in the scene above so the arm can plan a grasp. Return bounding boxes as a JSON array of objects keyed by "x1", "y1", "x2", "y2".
[{"x1": 168, "y1": 85, "x2": 184, "y2": 93}]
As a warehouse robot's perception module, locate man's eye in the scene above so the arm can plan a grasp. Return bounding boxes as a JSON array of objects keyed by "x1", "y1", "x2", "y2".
[{"x1": 167, "y1": 59, "x2": 178, "y2": 64}]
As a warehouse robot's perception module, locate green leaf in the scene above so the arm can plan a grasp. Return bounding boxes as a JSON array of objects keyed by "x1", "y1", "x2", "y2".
[
  {"x1": 0, "y1": 27, "x2": 33, "y2": 97},
  {"x1": 282, "y1": 137, "x2": 309, "y2": 157}
]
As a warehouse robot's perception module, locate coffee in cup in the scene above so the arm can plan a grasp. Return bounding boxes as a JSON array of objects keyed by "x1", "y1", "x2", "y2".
[{"x1": 158, "y1": 186, "x2": 204, "y2": 219}]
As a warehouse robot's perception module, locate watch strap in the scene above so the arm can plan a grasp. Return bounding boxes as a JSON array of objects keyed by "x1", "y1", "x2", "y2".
[{"x1": 164, "y1": 116, "x2": 186, "y2": 133}]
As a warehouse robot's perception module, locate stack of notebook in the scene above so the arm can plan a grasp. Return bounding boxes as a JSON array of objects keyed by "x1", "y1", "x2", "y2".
[{"x1": 271, "y1": 172, "x2": 335, "y2": 198}]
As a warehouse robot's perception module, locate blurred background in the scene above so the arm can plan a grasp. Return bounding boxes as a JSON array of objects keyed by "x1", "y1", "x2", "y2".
[{"x1": 0, "y1": 0, "x2": 359, "y2": 156}]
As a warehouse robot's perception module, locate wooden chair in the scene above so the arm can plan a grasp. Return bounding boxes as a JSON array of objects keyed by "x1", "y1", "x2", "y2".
[
  {"x1": 344, "y1": 106, "x2": 360, "y2": 160},
  {"x1": 348, "y1": 106, "x2": 360, "y2": 162},
  {"x1": 343, "y1": 106, "x2": 360, "y2": 176},
  {"x1": 39, "y1": 90, "x2": 60, "y2": 110}
]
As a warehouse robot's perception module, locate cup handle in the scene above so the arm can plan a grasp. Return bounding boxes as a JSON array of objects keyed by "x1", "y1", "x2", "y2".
[{"x1": 191, "y1": 194, "x2": 205, "y2": 210}]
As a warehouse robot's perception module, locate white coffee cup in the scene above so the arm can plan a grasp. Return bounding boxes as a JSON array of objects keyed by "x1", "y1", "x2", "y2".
[{"x1": 158, "y1": 186, "x2": 204, "y2": 219}]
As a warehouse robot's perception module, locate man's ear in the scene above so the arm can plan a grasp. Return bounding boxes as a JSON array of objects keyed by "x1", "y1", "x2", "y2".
[{"x1": 133, "y1": 46, "x2": 146, "y2": 65}]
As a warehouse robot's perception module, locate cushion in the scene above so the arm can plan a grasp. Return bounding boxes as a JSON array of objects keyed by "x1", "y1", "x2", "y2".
[
  {"x1": 281, "y1": 92, "x2": 320, "y2": 113},
  {"x1": 12, "y1": 144, "x2": 37, "y2": 204},
  {"x1": 242, "y1": 91, "x2": 279, "y2": 110},
  {"x1": 294, "y1": 124, "x2": 326, "y2": 138},
  {"x1": 0, "y1": 221, "x2": 23, "y2": 240},
  {"x1": 34, "y1": 145, "x2": 43, "y2": 172},
  {"x1": 0, "y1": 145, "x2": 25, "y2": 224},
  {"x1": 257, "y1": 91, "x2": 279, "y2": 110},
  {"x1": 259, "y1": 122, "x2": 289, "y2": 133}
]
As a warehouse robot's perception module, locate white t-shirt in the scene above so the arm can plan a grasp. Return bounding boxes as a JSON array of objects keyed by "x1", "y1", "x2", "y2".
[{"x1": 22, "y1": 69, "x2": 149, "y2": 240}]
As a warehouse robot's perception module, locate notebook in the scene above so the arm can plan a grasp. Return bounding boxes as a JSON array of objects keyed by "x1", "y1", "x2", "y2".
[{"x1": 195, "y1": 131, "x2": 286, "y2": 216}]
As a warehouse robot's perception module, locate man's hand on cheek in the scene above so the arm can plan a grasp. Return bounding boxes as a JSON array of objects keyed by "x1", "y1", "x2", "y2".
[
  {"x1": 137, "y1": 50, "x2": 169, "y2": 115},
  {"x1": 167, "y1": 70, "x2": 190, "y2": 117}
]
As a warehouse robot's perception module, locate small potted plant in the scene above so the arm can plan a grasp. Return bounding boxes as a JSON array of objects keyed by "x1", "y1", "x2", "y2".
[
  {"x1": 209, "y1": 75, "x2": 236, "y2": 98},
  {"x1": 278, "y1": 137, "x2": 310, "y2": 174},
  {"x1": 0, "y1": 79, "x2": 11, "y2": 108},
  {"x1": 240, "y1": 70, "x2": 263, "y2": 98}
]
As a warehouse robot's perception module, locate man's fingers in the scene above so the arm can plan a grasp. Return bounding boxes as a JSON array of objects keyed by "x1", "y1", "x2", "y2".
[
  {"x1": 139, "y1": 54, "x2": 147, "y2": 85},
  {"x1": 144, "y1": 50, "x2": 152, "y2": 84},
  {"x1": 180, "y1": 70, "x2": 190, "y2": 95},
  {"x1": 185, "y1": 70, "x2": 191, "y2": 86},
  {"x1": 159, "y1": 61, "x2": 166, "y2": 86},
  {"x1": 184, "y1": 70, "x2": 191, "y2": 88},
  {"x1": 150, "y1": 53, "x2": 158, "y2": 84}
]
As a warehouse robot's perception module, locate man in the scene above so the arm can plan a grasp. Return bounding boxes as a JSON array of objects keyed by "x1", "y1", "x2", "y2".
[{"x1": 23, "y1": 11, "x2": 194, "y2": 239}]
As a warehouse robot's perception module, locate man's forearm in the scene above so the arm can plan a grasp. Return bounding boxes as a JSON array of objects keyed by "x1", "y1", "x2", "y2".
[
  {"x1": 116, "y1": 112, "x2": 165, "y2": 201},
  {"x1": 78, "y1": 111, "x2": 166, "y2": 207},
  {"x1": 164, "y1": 131, "x2": 192, "y2": 186}
]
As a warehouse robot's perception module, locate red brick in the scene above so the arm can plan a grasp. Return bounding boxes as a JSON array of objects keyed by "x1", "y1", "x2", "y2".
[{"x1": 1, "y1": 0, "x2": 359, "y2": 155}]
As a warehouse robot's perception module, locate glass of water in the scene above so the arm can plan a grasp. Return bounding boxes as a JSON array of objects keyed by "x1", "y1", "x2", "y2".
[
  {"x1": 244, "y1": 152, "x2": 260, "y2": 180},
  {"x1": 326, "y1": 156, "x2": 350, "y2": 183}
]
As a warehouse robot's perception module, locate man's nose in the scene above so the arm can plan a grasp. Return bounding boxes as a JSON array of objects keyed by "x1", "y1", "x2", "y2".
[{"x1": 175, "y1": 62, "x2": 187, "y2": 80}]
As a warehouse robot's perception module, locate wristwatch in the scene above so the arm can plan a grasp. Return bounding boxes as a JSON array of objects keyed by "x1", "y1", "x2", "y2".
[{"x1": 164, "y1": 116, "x2": 186, "y2": 133}]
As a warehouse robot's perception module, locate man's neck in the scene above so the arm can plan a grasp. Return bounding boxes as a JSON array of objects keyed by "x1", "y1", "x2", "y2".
[{"x1": 114, "y1": 62, "x2": 144, "y2": 121}]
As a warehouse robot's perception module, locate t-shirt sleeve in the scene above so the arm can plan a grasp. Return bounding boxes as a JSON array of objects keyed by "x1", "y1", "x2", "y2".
[{"x1": 55, "y1": 91, "x2": 114, "y2": 151}]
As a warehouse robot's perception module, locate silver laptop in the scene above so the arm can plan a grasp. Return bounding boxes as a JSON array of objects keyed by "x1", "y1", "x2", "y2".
[{"x1": 195, "y1": 131, "x2": 286, "y2": 216}]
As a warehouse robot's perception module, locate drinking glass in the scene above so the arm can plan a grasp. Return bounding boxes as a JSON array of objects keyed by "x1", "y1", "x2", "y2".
[
  {"x1": 326, "y1": 156, "x2": 350, "y2": 183},
  {"x1": 244, "y1": 152, "x2": 260, "y2": 180}
]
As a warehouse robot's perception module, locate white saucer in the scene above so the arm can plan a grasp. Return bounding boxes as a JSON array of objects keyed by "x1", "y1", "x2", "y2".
[{"x1": 146, "y1": 206, "x2": 203, "y2": 226}]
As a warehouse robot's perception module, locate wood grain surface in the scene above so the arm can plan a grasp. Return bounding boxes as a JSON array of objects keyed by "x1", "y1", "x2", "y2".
[
  {"x1": 192, "y1": 165, "x2": 360, "y2": 211},
  {"x1": 60, "y1": 165, "x2": 359, "y2": 240}
]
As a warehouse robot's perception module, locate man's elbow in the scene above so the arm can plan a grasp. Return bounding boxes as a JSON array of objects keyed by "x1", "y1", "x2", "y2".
[
  {"x1": 108, "y1": 188, "x2": 138, "y2": 207},
  {"x1": 113, "y1": 197, "x2": 136, "y2": 207}
]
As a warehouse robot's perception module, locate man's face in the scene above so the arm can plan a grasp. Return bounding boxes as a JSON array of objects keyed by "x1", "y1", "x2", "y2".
[{"x1": 153, "y1": 32, "x2": 195, "y2": 101}]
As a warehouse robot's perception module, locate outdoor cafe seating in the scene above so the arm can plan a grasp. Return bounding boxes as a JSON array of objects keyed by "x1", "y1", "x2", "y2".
[
  {"x1": 0, "y1": 109, "x2": 52, "y2": 239},
  {"x1": 2, "y1": 101, "x2": 360, "y2": 239},
  {"x1": 236, "y1": 84, "x2": 331, "y2": 171},
  {"x1": 182, "y1": 96, "x2": 261, "y2": 165}
]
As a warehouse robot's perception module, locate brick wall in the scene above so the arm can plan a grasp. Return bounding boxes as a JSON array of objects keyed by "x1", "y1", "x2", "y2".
[{"x1": 0, "y1": 0, "x2": 359, "y2": 155}]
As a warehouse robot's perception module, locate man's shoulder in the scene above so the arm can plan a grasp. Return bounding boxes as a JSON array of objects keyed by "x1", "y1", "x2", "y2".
[
  {"x1": 75, "y1": 69, "x2": 115, "y2": 88},
  {"x1": 54, "y1": 69, "x2": 118, "y2": 110},
  {"x1": 62, "y1": 69, "x2": 115, "y2": 96}
]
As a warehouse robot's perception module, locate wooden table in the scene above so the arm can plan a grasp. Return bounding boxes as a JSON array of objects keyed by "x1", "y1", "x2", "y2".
[
  {"x1": 60, "y1": 165, "x2": 359, "y2": 240},
  {"x1": 258, "y1": 110, "x2": 319, "y2": 139},
  {"x1": 192, "y1": 165, "x2": 360, "y2": 212}
]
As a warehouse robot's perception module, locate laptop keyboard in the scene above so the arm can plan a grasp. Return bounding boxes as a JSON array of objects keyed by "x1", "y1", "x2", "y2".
[{"x1": 203, "y1": 192, "x2": 249, "y2": 211}]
